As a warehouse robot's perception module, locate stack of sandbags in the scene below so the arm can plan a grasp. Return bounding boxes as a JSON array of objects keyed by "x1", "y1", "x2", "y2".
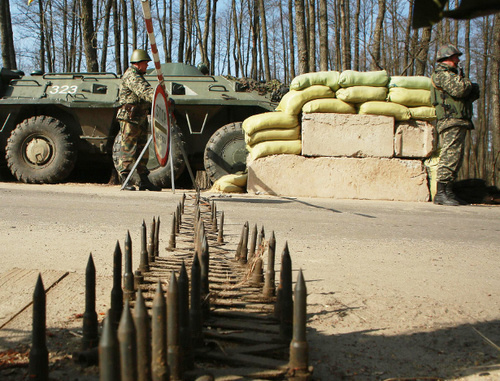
[
  {"x1": 293, "y1": 71, "x2": 357, "y2": 115},
  {"x1": 335, "y1": 70, "x2": 409, "y2": 121},
  {"x1": 387, "y1": 76, "x2": 435, "y2": 121},
  {"x1": 242, "y1": 111, "x2": 302, "y2": 161},
  {"x1": 210, "y1": 173, "x2": 247, "y2": 193}
]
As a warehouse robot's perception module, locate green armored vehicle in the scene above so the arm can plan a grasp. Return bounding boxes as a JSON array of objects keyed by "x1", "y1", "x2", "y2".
[{"x1": 0, "y1": 64, "x2": 278, "y2": 187}]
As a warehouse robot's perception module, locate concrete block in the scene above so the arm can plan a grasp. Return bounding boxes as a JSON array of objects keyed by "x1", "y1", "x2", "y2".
[
  {"x1": 394, "y1": 120, "x2": 437, "y2": 158},
  {"x1": 247, "y1": 155, "x2": 430, "y2": 202},
  {"x1": 301, "y1": 113, "x2": 394, "y2": 158}
]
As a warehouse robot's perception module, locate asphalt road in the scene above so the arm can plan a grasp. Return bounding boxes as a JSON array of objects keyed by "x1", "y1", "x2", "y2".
[{"x1": 0, "y1": 182, "x2": 499, "y2": 380}]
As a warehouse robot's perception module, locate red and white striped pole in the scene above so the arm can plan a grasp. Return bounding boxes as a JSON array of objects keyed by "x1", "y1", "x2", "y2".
[{"x1": 141, "y1": 0, "x2": 165, "y2": 89}]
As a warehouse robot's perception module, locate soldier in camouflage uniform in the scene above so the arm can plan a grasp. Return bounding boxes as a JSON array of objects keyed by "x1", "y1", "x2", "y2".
[
  {"x1": 430, "y1": 44, "x2": 480, "y2": 205},
  {"x1": 116, "y1": 49, "x2": 161, "y2": 191}
]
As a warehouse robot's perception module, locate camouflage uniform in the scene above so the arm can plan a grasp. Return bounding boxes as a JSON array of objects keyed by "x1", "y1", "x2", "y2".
[
  {"x1": 431, "y1": 62, "x2": 480, "y2": 182},
  {"x1": 115, "y1": 66, "x2": 154, "y2": 176}
]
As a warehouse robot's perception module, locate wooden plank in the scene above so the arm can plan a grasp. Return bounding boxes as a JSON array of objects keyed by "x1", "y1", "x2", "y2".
[{"x1": 0, "y1": 268, "x2": 69, "y2": 328}]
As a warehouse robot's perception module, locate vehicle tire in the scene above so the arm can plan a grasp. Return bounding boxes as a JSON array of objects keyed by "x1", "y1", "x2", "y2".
[
  {"x1": 204, "y1": 122, "x2": 247, "y2": 183},
  {"x1": 5, "y1": 116, "x2": 77, "y2": 184},
  {"x1": 112, "y1": 123, "x2": 186, "y2": 188}
]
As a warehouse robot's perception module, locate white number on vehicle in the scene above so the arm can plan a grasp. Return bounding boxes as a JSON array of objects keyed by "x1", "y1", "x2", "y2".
[{"x1": 49, "y1": 85, "x2": 78, "y2": 94}]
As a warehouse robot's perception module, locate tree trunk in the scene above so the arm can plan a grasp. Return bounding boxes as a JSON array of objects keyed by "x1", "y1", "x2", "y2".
[
  {"x1": 278, "y1": 0, "x2": 289, "y2": 82},
  {"x1": 371, "y1": 0, "x2": 385, "y2": 70},
  {"x1": 461, "y1": 21, "x2": 472, "y2": 179},
  {"x1": 231, "y1": 0, "x2": 242, "y2": 77},
  {"x1": 168, "y1": 0, "x2": 173, "y2": 62},
  {"x1": 80, "y1": 0, "x2": 99, "y2": 72},
  {"x1": 113, "y1": 0, "x2": 122, "y2": 74},
  {"x1": 492, "y1": 14, "x2": 500, "y2": 188},
  {"x1": 340, "y1": 0, "x2": 351, "y2": 70},
  {"x1": 100, "y1": 0, "x2": 113, "y2": 71},
  {"x1": 307, "y1": 0, "x2": 316, "y2": 72},
  {"x1": 288, "y1": 0, "x2": 296, "y2": 80},
  {"x1": 120, "y1": 0, "x2": 129, "y2": 72},
  {"x1": 210, "y1": 0, "x2": 217, "y2": 74},
  {"x1": 353, "y1": 0, "x2": 361, "y2": 71},
  {"x1": 178, "y1": 0, "x2": 185, "y2": 62},
  {"x1": 201, "y1": 0, "x2": 211, "y2": 65},
  {"x1": 258, "y1": 0, "x2": 271, "y2": 81},
  {"x1": 130, "y1": 0, "x2": 137, "y2": 50},
  {"x1": 334, "y1": 0, "x2": 341, "y2": 69},
  {"x1": 318, "y1": 0, "x2": 328, "y2": 71},
  {"x1": 249, "y1": 0, "x2": 259, "y2": 80},
  {"x1": 415, "y1": 27, "x2": 431, "y2": 75},
  {"x1": 0, "y1": 0, "x2": 17, "y2": 69},
  {"x1": 295, "y1": 0, "x2": 308, "y2": 74}
]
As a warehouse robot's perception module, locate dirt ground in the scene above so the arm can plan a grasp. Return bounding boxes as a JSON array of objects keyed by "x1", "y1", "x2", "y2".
[{"x1": 0, "y1": 182, "x2": 499, "y2": 380}]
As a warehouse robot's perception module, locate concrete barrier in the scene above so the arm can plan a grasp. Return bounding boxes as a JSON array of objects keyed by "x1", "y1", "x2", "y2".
[
  {"x1": 394, "y1": 120, "x2": 436, "y2": 158},
  {"x1": 247, "y1": 155, "x2": 430, "y2": 202},
  {"x1": 301, "y1": 113, "x2": 394, "y2": 158}
]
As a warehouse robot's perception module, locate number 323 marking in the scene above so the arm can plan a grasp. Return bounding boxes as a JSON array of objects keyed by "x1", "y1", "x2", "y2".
[{"x1": 49, "y1": 85, "x2": 78, "y2": 94}]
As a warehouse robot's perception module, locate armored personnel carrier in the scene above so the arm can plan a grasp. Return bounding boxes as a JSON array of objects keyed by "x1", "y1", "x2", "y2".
[{"x1": 0, "y1": 64, "x2": 277, "y2": 187}]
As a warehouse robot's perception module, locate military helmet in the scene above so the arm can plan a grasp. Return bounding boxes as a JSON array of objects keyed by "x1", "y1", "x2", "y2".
[
  {"x1": 436, "y1": 44, "x2": 462, "y2": 62},
  {"x1": 130, "y1": 49, "x2": 152, "y2": 63},
  {"x1": 197, "y1": 63, "x2": 209, "y2": 75}
]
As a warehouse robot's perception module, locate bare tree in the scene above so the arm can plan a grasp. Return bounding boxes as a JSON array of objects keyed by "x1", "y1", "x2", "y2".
[
  {"x1": 210, "y1": 0, "x2": 217, "y2": 73},
  {"x1": 120, "y1": 0, "x2": 129, "y2": 72},
  {"x1": 340, "y1": 0, "x2": 351, "y2": 70},
  {"x1": 231, "y1": 0, "x2": 242, "y2": 77},
  {"x1": 353, "y1": 0, "x2": 361, "y2": 71},
  {"x1": 258, "y1": 0, "x2": 271, "y2": 81},
  {"x1": 80, "y1": 0, "x2": 98, "y2": 71},
  {"x1": 288, "y1": 0, "x2": 296, "y2": 79},
  {"x1": 178, "y1": 0, "x2": 185, "y2": 62},
  {"x1": 371, "y1": 0, "x2": 386, "y2": 70},
  {"x1": 415, "y1": 27, "x2": 431, "y2": 75},
  {"x1": 492, "y1": 14, "x2": 500, "y2": 187},
  {"x1": 295, "y1": 0, "x2": 308, "y2": 74},
  {"x1": 113, "y1": 0, "x2": 122, "y2": 74},
  {"x1": 318, "y1": 0, "x2": 328, "y2": 71},
  {"x1": 0, "y1": 0, "x2": 17, "y2": 69},
  {"x1": 307, "y1": 0, "x2": 316, "y2": 71},
  {"x1": 100, "y1": 0, "x2": 113, "y2": 71}
]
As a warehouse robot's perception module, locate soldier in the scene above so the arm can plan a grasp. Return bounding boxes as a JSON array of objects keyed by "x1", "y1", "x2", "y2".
[
  {"x1": 115, "y1": 49, "x2": 161, "y2": 191},
  {"x1": 430, "y1": 44, "x2": 480, "y2": 205}
]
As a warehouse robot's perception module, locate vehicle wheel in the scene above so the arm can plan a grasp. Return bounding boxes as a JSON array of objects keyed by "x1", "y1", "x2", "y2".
[
  {"x1": 5, "y1": 116, "x2": 77, "y2": 184},
  {"x1": 112, "y1": 123, "x2": 186, "y2": 188},
  {"x1": 204, "y1": 122, "x2": 247, "y2": 183}
]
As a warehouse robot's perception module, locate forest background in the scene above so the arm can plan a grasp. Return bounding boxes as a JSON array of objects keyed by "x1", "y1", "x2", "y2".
[{"x1": 0, "y1": 0, "x2": 499, "y2": 188}]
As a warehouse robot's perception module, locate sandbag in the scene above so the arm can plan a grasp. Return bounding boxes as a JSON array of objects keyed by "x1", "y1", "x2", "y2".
[
  {"x1": 290, "y1": 71, "x2": 340, "y2": 91},
  {"x1": 357, "y1": 101, "x2": 411, "y2": 121},
  {"x1": 336, "y1": 86, "x2": 388, "y2": 103},
  {"x1": 245, "y1": 125, "x2": 301, "y2": 146},
  {"x1": 302, "y1": 98, "x2": 356, "y2": 114},
  {"x1": 210, "y1": 180, "x2": 245, "y2": 193},
  {"x1": 217, "y1": 173, "x2": 248, "y2": 187},
  {"x1": 388, "y1": 76, "x2": 431, "y2": 90},
  {"x1": 276, "y1": 85, "x2": 335, "y2": 115},
  {"x1": 248, "y1": 140, "x2": 302, "y2": 161},
  {"x1": 387, "y1": 87, "x2": 431, "y2": 107},
  {"x1": 242, "y1": 112, "x2": 299, "y2": 135},
  {"x1": 409, "y1": 106, "x2": 436, "y2": 120},
  {"x1": 338, "y1": 70, "x2": 389, "y2": 87}
]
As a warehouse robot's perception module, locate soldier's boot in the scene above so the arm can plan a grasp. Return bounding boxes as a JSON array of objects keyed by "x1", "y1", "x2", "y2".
[
  {"x1": 434, "y1": 182, "x2": 459, "y2": 206},
  {"x1": 138, "y1": 173, "x2": 162, "y2": 192},
  {"x1": 445, "y1": 182, "x2": 468, "y2": 205},
  {"x1": 120, "y1": 172, "x2": 136, "y2": 191}
]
